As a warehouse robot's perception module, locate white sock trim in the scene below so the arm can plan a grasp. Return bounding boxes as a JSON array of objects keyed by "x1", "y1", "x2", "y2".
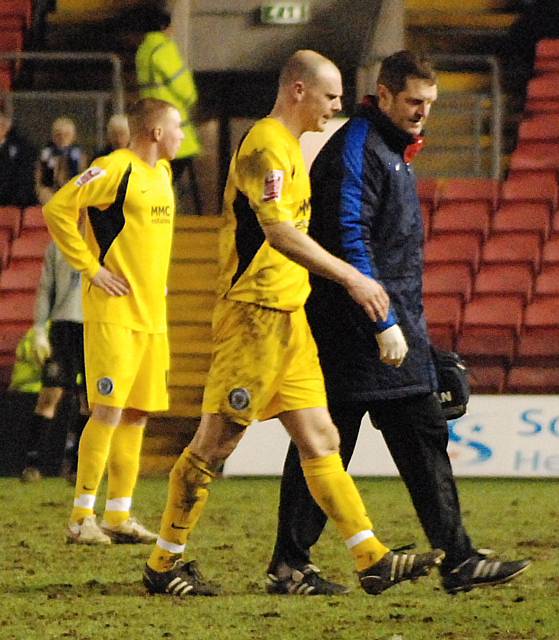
[
  {"x1": 345, "y1": 529, "x2": 375, "y2": 549},
  {"x1": 157, "y1": 537, "x2": 185, "y2": 554},
  {"x1": 74, "y1": 494, "x2": 96, "y2": 509},
  {"x1": 105, "y1": 497, "x2": 132, "y2": 512}
]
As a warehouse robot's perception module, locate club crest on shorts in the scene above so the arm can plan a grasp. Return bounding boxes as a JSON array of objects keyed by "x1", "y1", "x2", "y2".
[
  {"x1": 97, "y1": 376, "x2": 114, "y2": 396},
  {"x1": 228, "y1": 387, "x2": 251, "y2": 411}
]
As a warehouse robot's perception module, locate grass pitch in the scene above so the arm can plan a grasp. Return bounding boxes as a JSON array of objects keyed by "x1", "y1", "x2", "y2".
[{"x1": 0, "y1": 475, "x2": 557, "y2": 640}]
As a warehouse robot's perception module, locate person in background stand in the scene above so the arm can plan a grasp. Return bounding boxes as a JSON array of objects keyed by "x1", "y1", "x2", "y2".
[
  {"x1": 36, "y1": 116, "x2": 87, "y2": 205},
  {"x1": 267, "y1": 50, "x2": 531, "y2": 596},
  {"x1": 20, "y1": 241, "x2": 88, "y2": 483},
  {"x1": 0, "y1": 107, "x2": 37, "y2": 207},
  {"x1": 135, "y1": 6, "x2": 202, "y2": 214},
  {"x1": 93, "y1": 114, "x2": 130, "y2": 160}
]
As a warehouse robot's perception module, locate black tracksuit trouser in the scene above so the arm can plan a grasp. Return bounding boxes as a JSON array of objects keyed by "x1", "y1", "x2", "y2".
[{"x1": 269, "y1": 393, "x2": 475, "y2": 576}]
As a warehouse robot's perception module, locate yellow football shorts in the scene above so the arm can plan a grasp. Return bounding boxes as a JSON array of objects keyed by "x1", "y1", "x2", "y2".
[
  {"x1": 84, "y1": 322, "x2": 169, "y2": 412},
  {"x1": 202, "y1": 299, "x2": 327, "y2": 425}
]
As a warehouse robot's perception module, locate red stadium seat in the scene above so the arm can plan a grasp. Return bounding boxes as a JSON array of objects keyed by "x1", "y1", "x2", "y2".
[
  {"x1": 519, "y1": 297, "x2": 559, "y2": 364},
  {"x1": 534, "y1": 40, "x2": 559, "y2": 72},
  {"x1": 416, "y1": 177, "x2": 440, "y2": 208},
  {"x1": 516, "y1": 329, "x2": 559, "y2": 362},
  {"x1": 525, "y1": 99, "x2": 559, "y2": 115},
  {"x1": 431, "y1": 202, "x2": 492, "y2": 240},
  {"x1": 526, "y1": 73, "x2": 559, "y2": 101},
  {"x1": 481, "y1": 232, "x2": 541, "y2": 273},
  {"x1": 492, "y1": 202, "x2": 551, "y2": 240},
  {"x1": 457, "y1": 295, "x2": 524, "y2": 362},
  {"x1": 506, "y1": 366, "x2": 559, "y2": 393},
  {"x1": 552, "y1": 211, "x2": 559, "y2": 236},
  {"x1": 423, "y1": 263, "x2": 472, "y2": 301},
  {"x1": 0, "y1": 0, "x2": 32, "y2": 26},
  {"x1": 424, "y1": 233, "x2": 481, "y2": 273},
  {"x1": 438, "y1": 177, "x2": 499, "y2": 209},
  {"x1": 509, "y1": 142, "x2": 559, "y2": 172},
  {"x1": 10, "y1": 228, "x2": 50, "y2": 261},
  {"x1": 542, "y1": 236, "x2": 559, "y2": 264},
  {"x1": 534, "y1": 264, "x2": 559, "y2": 297},
  {"x1": 501, "y1": 171, "x2": 558, "y2": 209},
  {"x1": 0, "y1": 258, "x2": 42, "y2": 292},
  {"x1": 0, "y1": 228, "x2": 10, "y2": 268},
  {"x1": 0, "y1": 205, "x2": 22, "y2": 239},
  {"x1": 0, "y1": 290, "x2": 35, "y2": 323},
  {"x1": 428, "y1": 326, "x2": 455, "y2": 351},
  {"x1": 474, "y1": 264, "x2": 533, "y2": 303},
  {"x1": 0, "y1": 321, "x2": 25, "y2": 355},
  {"x1": 420, "y1": 202, "x2": 432, "y2": 239},
  {"x1": 524, "y1": 296, "x2": 559, "y2": 328},
  {"x1": 467, "y1": 362, "x2": 506, "y2": 393},
  {"x1": 0, "y1": 67, "x2": 12, "y2": 90},
  {"x1": 518, "y1": 114, "x2": 559, "y2": 143},
  {"x1": 21, "y1": 206, "x2": 47, "y2": 229},
  {"x1": 535, "y1": 39, "x2": 559, "y2": 60},
  {"x1": 0, "y1": 29, "x2": 23, "y2": 51},
  {"x1": 424, "y1": 294, "x2": 463, "y2": 336}
]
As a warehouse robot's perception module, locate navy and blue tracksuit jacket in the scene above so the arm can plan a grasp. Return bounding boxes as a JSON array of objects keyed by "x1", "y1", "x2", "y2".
[{"x1": 306, "y1": 97, "x2": 438, "y2": 401}]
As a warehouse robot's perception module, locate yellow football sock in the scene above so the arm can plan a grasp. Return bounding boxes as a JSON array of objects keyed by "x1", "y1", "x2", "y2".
[
  {"x1": 301, "y1": 453, "x2": 389, "y2": 572},
  {"x1": 103, "y1": 422, "x2": 145, "y2": 526},
  {"x1": 148, "y1": 447, "x2": 215, "y2": 572},
  {"x1": 70, "y1": 418, "x2": 115, "y2": 524}
]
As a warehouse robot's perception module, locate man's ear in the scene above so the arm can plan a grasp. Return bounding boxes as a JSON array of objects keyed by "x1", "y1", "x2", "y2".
[
  {"x1": 293, "y1": 80, "x2": 305, "y2": 102},
  {"x1": 152, "y1": 126, "x2": 162, "y2": 142},
  {"x1": 377, "y1": 83, "x2": 391, "y2": 111}
]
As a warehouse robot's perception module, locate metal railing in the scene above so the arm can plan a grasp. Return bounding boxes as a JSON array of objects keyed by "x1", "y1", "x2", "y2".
[{"x1": 0, "y1": 51, "x2": 124, "y2": 154}]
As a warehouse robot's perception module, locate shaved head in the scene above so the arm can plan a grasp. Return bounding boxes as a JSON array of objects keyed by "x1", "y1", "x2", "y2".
[{"x1": 279, "y1": 49, "x2": 340, "y2": 88}]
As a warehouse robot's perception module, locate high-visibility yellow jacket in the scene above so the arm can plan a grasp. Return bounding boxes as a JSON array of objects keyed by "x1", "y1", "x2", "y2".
[{"x1": 135, "y1": 31, "x2": 201, "y2": 159}]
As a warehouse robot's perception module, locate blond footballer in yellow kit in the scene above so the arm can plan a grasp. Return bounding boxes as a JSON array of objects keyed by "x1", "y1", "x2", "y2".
[{"x1": 43, "y1": 98, "x2": 183, "y2": 545}]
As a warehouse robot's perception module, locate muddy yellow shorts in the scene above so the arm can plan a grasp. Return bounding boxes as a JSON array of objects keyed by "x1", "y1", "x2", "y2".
[
  {"x1": 84, "y1": 322, "x2": 169, "y2": 412},
  {"x1": 202, "y1": 299, "x2": 327, "y2": 425}
]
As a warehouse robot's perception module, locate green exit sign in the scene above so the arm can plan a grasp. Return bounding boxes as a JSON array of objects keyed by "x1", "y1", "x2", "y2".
[{"x1": 260, "y1": 2, "x2": 310, "y2": 25}]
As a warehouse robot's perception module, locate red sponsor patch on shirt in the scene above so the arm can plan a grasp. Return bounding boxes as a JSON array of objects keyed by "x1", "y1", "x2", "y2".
[
  {"x1": 262, "y1": 170, "x2": 284, "y2": 202},
  {"x1": 76, "y1": 166, "x2": 106, "y2": 187}
]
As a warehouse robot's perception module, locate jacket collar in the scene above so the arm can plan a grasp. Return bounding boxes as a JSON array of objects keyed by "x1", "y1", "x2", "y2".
[{"x1": 358, "y1": 95, "x2": 424, "y2": 163}]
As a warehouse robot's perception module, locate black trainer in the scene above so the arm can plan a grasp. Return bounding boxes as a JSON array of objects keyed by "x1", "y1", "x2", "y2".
[
  {"x1": 359, "y1": 548, "x2": 445, "y2": 595},
  {"x1": 266, "y1": 563, "x2": 350, "y2": 595},
  {"x1": 143, "y1": 560, "x2": 219, "y2": 596},
  {"x1": 443, "y1": 550, "x2": 531, "y2": 594}
]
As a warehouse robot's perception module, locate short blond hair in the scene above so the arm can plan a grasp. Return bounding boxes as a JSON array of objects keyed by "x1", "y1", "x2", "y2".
[{"x1": 127, "y1": 98, "x2": 175, "y2": 137}]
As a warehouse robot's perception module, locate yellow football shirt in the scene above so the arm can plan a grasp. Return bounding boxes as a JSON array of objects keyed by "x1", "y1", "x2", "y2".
[
  {"x1": 219, "y1": 117, "x2": 311, "y2": 311},
  {"x1": 43, "y1": 148, "x2": 174, "y2": 333}
]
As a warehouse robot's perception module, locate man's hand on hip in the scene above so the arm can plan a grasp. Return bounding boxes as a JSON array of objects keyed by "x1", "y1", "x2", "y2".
[{"x1": 91, "y1": 267, "x2": 130, "y2": 296}]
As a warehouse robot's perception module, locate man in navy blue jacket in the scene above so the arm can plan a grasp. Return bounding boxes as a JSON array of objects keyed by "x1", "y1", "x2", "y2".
[{"x1": 267, "y1": 50, "x2": 530, "y2": 596}]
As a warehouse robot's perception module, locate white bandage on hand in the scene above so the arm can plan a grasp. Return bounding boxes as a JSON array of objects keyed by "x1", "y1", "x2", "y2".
[
  {"x1": 375, "y1": 324, "x2": 408, "y2": 367},
  {"x1": 33, "y1": 326, "x2": 51, "y2": 364}
]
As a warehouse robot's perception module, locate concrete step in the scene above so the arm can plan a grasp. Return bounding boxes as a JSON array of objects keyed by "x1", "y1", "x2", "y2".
[
  {"x1": 168, "y1": 261, "x2": 219, "y2": 291},
  {"x1": 169, "y1": 370, "x2": 208, "y2": 388},
  {"x1": 171, "y1": 351, "x2": 212, "y2": 373},
  {"x1": 405, "y1": 0, "x2": 512, "y2": 10},
  {"x1": 168, "y1": 323, "x2": 212, "y2": 344},
  {"x1": 407, "y1": 11, "x2": 517, "y2": 30},
  {"x1": 167, "y1": 303, "x2": 213, "y2": 324},
  {"x1": 174, "y1": 215, "x2": 223, "y2": 231},
  {"x1": 437, "y1": 71, "x2": 491, "y2": 93}
]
